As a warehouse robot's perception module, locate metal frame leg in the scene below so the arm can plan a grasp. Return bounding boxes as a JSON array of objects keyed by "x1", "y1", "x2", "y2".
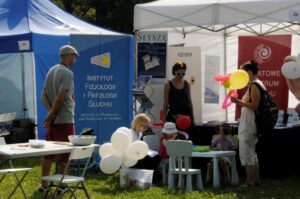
[
  {"x1": 213, "y1": 157, "x2": 220, "y2": 187},
  {"x1": 8, "y1": 171, "x2": 29, "y2": 199}
]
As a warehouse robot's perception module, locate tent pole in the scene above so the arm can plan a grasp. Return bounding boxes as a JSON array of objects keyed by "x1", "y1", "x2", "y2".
[
  {"x1": 31, "y1": 53, "x2": 38, "y2": 139},
  {"x1": 21, "y1": 53, "x2": 27, "y2": 119},
  {"x1": 224, "y1": 30, "x2": 228, "y2": 122},
  {"x1": 133, "y1": 31, "x2": 138, "y2": 116}
]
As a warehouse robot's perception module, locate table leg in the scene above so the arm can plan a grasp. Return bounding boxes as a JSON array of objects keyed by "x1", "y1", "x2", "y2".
[
  {"x1": 8, "y1": 160, "x2": 28, "y2": 199},
  {"x1": 213, "y1": 157, "x2": 220, "y2": 187},
  {"x1": 230, "y1": 156, "x2": 239, "y2": 185}
]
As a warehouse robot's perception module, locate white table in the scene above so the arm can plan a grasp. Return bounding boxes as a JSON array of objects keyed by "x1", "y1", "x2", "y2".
[
  {"x1": 192, "y1": 150, "x2": 238, "y2": 187},
  {"x1": 0, "y1": 141, "x2": 77, "y2": 198},
  {"x1": 0, "y1": 141, "x2": 75, "y2": 160}
]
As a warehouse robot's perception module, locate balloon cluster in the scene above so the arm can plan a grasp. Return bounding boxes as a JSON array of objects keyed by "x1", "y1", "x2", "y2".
[
  {"x1": 281, "y1": 54, "x2": 300, "y2": 79},
  {"x1": 214, "y1": 70, "x2": 249, "y2": 109},
  {"x1": 99, "y1": 127, "x2": 149, "y2": 174}
]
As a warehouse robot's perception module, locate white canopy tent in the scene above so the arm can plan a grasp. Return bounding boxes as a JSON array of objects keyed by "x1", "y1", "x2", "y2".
[
  {"x1": 134, "y1": 0, "x2": 300, "y2": 34},
  {"x1": 134, "y1": 0, "x2": 300, "y2": 122}
]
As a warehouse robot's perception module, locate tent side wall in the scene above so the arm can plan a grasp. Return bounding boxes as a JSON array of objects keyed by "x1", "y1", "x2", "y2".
[{"x1": 32, "y1": 33, "x2": 69, "y2": 139}]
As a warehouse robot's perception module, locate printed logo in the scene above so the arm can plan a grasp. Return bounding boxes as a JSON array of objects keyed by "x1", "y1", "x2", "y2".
[
  {"x1": 254, "y1": 44, "x2": 272, "y2": 64},
  {"x1": 91, "y1": 53, "x2": 111, "y2": 68}
]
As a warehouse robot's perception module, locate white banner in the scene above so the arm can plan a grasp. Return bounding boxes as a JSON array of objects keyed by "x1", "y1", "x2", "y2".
[
  {"x1": 204, "y1": 55, "x2": 220, "y2": 104},
  {"x1": 167, "y1": 46, "x2": 202, "y2": 122}
]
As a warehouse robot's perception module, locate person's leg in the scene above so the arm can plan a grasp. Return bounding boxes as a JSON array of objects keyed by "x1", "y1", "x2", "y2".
[
  {"x1": 54, "y1": 124, "x2": 75, "y2": 175},
  {"x1": 41, "y1": 127, "x2": 53, "y2": 188},
  {"x1": 254, "y1": 161, "x2": 261, "y2": 185},
  {"x1": 220, "y1": 159, "x2": 230, "y2": 184},
  {"x1": 245, "y1": 164, "x2": 255, "y2": 186},
  {"x1": 206, "y1": 163, "x2": 213, "y2": 183},
  {"x1": 41, "y1": 157, "x2": 52, "y2": 188}
]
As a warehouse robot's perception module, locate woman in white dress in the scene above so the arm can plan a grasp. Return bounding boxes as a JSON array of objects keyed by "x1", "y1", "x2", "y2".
[{"x1": 231, "y1": 60, "x2": 264, "y2": 187}]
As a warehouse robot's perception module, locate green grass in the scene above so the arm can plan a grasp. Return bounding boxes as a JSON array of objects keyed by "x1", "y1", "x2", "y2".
[{"x1": 1, "y1": 158, "x2": 300, "y2": 199}]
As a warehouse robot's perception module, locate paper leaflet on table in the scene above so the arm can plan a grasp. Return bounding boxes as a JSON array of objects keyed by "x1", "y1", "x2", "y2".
[{"x1": 147, "y1": 149, "x2": 158, "y2": 157}]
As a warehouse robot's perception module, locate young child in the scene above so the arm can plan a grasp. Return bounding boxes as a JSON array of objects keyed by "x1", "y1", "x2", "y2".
[
  {"x1": 158, "y1": 122, "x2": 178, "y2": 160},
  {"x1": 206, "y1": 123, "x2": 236, "y2": 185}
]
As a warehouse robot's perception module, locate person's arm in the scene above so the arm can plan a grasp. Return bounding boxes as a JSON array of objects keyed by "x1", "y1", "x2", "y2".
[
  {"x1": 211, "y1": 139, "x2": 218, "y2": 150},
  {"x1": 231, "y1": 84, "x2": 260, "y2": 110},
  {"x1": 187, "y1": 82, "x2": 195, "y2": 124},
  {"x1": 171, "y1": 133, "x2": 178, "y2": 140},
  {"x1": 286, "y1": 78, "x2": 300, "y2": 100},
  {"x1": 162, "y1": 83, "x2": 170, "y2": 122},
  {"x1": 41, "y1": 88, "x2": 52, "y2": 112},
  {"x1": 162, "y1": 138, "x2": 168, "y2": 146},
  {"x1": 43, "y1": 89, "x2": 67, "y2": 128}
]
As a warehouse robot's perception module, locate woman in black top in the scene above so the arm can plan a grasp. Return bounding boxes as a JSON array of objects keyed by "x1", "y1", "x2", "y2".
[{"x1": 162, "y1": 61, "x2": 194, "y2": 129}]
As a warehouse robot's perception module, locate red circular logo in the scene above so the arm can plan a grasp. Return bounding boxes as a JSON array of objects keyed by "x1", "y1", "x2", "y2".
[{"x1": 254, "y1": 44, "x2": 272, "y2": 64}]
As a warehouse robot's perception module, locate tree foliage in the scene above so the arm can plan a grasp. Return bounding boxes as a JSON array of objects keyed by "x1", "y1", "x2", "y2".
[{"x1": 52, "y1": 0, "x2": 153, "y2": 34}]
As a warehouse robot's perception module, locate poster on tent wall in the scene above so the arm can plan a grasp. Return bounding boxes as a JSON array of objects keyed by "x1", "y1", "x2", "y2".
[
  {"x1": 236, "y1": 35, "x2": 291, "y2": 119},
  {"x1": 204, "y1": 55, "x2": 220, "y2": 104},
  {"x1": 70, "y1": 34, "x2": 133, "y2": 145},
  {"x1": 167, "y1": 46, "x2": 202, "y2": 122},
  {"x1": 137, "y1": 31, "x2": 167, "y2": 78}
]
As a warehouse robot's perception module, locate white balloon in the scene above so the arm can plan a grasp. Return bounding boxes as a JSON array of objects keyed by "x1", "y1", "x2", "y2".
[
  {"x1": 100, "y1": 154, "x2": 123, "y2": 174},
  {"x1": 116, "y1": 127, "x2": 133, "y2": 142},
  {"x1": 126, "y1": 141, "x2": 149, "y2": 160},
  {"x1": 111, "y1": 131, "x2": 131, "y2": 154},
  {"x1": 122, "y1": 157, "x2": 138, "y2": 167},
  {"x1": 281, "y1": 61, "x2": 300, "y2": 79},
  {"x1": 99, "y1": 143, "x2": 121, "y2": 158}
]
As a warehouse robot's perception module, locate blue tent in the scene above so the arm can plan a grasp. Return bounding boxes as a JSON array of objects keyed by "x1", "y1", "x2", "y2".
[{"x1": 0, "y1": 0, "x2": 134, "y2": 142}]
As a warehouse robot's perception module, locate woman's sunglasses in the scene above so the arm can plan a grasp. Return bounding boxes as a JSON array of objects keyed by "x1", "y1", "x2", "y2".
[{"x1": 175, "y1": 72, "x2": 186, "y2": 76}]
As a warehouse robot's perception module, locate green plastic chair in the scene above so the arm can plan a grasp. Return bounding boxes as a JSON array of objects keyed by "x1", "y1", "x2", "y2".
[{"x1": 166, "y1": 140, "x2": 203, "y2": 191}]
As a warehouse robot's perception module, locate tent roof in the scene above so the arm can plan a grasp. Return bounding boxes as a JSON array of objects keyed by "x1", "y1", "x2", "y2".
[
  {"x1": 134, "y1": 0, "x2": 300, "y2": 31},
  {"x1": 0, "y1": 0, "x2": 123, "y2": 36}
]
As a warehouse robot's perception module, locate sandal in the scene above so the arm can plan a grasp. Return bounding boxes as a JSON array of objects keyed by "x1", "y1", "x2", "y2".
[{"x1": 241, "y1": 182, "x2": 255, "y2": 188}]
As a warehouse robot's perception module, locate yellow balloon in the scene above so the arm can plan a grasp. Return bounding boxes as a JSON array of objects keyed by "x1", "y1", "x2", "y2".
[{"x1": 230, "y1": 70, "x2": 249, "y2": 89}]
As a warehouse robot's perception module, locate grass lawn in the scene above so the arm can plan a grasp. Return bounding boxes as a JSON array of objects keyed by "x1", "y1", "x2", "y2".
[{"x1": 1, "y1": 157, "x2": 300, "y2": 199}]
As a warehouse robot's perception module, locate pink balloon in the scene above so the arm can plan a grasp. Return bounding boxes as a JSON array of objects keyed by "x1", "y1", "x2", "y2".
[{"x1": 222, "y1": 89, "x2": 238, "y2": 109}]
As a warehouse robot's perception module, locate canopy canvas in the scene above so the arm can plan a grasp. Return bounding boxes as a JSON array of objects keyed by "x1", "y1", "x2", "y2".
[
  {"x1": 134, "y1": 0, "x2": 300, "y2": 122},
  {"x1": 134, "y1": 0, "x2": 300, "y2": 34},
  {"x1": 0, "y1": 0, "x2": 134, "y2": 141}
]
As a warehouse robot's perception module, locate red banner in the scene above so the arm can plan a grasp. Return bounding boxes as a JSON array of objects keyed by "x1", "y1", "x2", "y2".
[{"x1": 236, "y1": 35, "x2": 291, "y2": 119}]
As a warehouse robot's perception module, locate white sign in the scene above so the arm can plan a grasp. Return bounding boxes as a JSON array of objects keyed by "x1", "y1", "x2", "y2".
[
  {"x1": 18, "y1": 40, "x2": 30, "y2": 51},
  {"x1": 136, "y1": 31, "x2": 167, "y2": 43},
  {"x1": 204, "y1": 55, "x2": 220, "y2": 104}
]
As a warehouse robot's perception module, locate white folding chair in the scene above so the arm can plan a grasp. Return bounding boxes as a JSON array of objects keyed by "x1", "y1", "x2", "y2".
[
  {"x1": 143, "y1": 135, "x2": 159, "y2": 151},
  {"x1": 143, "y1": 135, "x2": 169, "y2": 184},
  {"x1": 0, "y1": 137, "x2": 32, "y2": 199},
  {"x1": 166, "y1": 140, "x2": 203, "y2": 192},
  {"x1": 40, "y1": 145, "x2": 95, "y2": 198}
]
